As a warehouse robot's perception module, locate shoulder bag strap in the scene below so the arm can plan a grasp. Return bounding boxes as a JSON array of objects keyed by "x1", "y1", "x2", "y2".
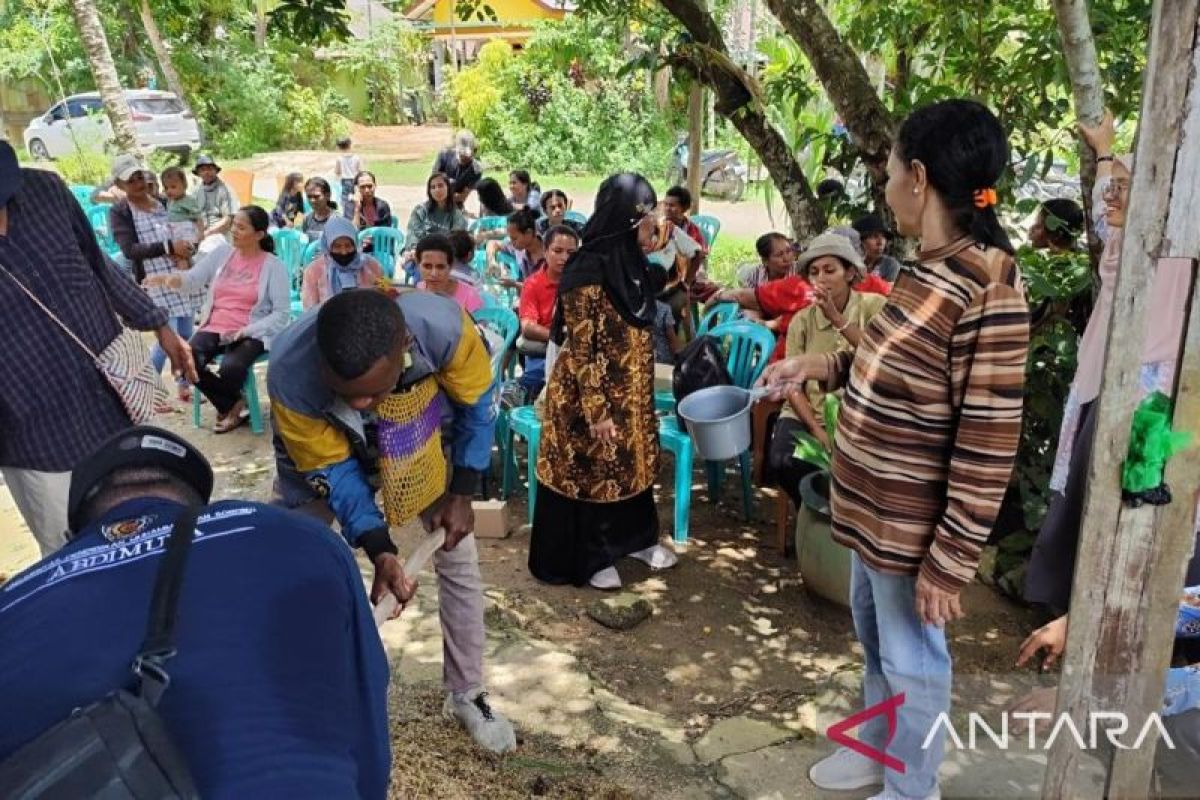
[
  {"x1": 0, "y1": 260, "x2": 99, "y2": 360},
  {"x1": 134, "y1": 504, "x2": 201, "y2": 705}
]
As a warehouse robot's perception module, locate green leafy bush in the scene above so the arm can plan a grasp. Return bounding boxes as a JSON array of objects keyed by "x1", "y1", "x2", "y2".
[
  {"x1": 283, "y1": 85, "x2": 350, "y2": 149},
  {"x1": 446, "y1": 21, "x2": 676, "y2": 176},
  {"x1": 57, "y1": 147, "x2": 109, "y2": 185}
]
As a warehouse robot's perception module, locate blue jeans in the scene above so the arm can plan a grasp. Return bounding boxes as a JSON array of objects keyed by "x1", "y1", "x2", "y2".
[
  {"x1": 151, "y1": 315, "x2": 194, "y2": 385},
  {"x1": 518, "y1": 356, "x2": 546, "y2": 401},
  {"x1": 850, "y1": 552, "x2": 951, "y2": 799}
]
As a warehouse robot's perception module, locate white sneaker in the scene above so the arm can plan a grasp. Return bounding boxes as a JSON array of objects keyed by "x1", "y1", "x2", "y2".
[
  {"x1": 628, "y1": 544, "x2": 679, "y2": 570},
  {"x1": 808, "y1": 747, "x2": 884, "y2": 791},
  {"x1": 589, "y1": 566, "x2": 623, "y2": 590},
  {"x1": 443, "y1": 687, "x2": 517, "y2": 754},
  {"x1": 866, "y1": 790, "x2": 940, "y2": 800}
]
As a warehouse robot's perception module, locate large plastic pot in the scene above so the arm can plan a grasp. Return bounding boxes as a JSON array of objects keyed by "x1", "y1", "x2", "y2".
[
  {"x1": 676, "y1": 385, "x2": 754, "y2": 461},
  {"x1": 795, "y1": 471, "x2": 851, "y2": 608}
]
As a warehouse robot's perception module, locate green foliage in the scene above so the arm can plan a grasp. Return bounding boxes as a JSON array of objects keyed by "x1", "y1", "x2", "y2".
[
  {"x1": 56, "y1": 147, "x2": 109, "y2": 184},
  {"x1": 284, "y1": 85, "x2": 350, "y2": 149},
  {"x1": 705, "y1": 234, "x2": 756, "y2": 287},
  {"x1": 446, "y1": 19, "x2": 677, "y2": 176},
  {"x1": 339, "y1": 20, "x2": 431, "y2": 125},
  {"x1": 792, "y1": 394, "x2": 841, "y2": 470},
  {"x1": 268, "y1": 0, "x2": 351, "y2": 45}
]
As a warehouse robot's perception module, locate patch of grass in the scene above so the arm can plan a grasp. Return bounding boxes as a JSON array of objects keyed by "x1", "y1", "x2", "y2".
[
  {"x1": 364, "y1": 158, "x2": 438, "y2": 186},
  {"x1": 707, "y1": 233, "x2": 757, "y2": 287}
]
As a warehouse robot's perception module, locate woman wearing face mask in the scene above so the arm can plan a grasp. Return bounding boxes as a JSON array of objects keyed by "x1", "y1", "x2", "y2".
[
  {"x1": 301, "y1": 217, "x2": 385, "y2": 310},
  {"x1": 1024, "y1": 110, "x2": 1199, "y2": 616},
  {"x1": 528, "y1": 173, "x2": 679, "y2": 591}
]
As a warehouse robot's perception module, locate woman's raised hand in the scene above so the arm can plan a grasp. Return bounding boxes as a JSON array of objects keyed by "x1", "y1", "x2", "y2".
[{"x1": 1078, "y1": 109, "x2": 1116, "y2": 155}]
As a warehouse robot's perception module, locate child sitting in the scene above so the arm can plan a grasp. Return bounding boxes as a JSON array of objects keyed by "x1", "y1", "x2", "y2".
[
  {"x1": 161, "y1": 166, "x2": 202, "y2": 269},
  {"x1": 768, "y1": 233, "x2": 886, "y2": 508},
  {"x1": 448, "y1": 229, "x2": 482, "y2": 288},
  {"x1": 647, "y1": 263, "x2": 681, "y2": 365}
]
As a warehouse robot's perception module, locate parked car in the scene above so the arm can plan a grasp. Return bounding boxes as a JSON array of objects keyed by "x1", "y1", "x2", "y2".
[{"x1": 23, "y1": 90, "x2": 203, "y2": 160}]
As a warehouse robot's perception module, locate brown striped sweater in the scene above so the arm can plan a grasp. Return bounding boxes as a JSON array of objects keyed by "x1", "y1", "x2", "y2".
[{"x1": 824, "y1": 237, "x2": 1029, "y2": 591}]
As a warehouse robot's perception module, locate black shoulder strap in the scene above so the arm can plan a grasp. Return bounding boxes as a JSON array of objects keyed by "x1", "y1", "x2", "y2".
[{"x1": 133, "y1": 505, "x2": 201, "y2": 705}]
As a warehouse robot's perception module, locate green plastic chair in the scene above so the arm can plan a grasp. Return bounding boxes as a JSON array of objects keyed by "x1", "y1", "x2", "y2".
[
  {"x1": 691, "y1": 214, "x2": 721, "y2": 248},
  {"x1": 302, "y1": 239, "x2": 321, "y2": 267},
  {"x1": 271, "y1": 228, "x2": 307, "y2": 317},
  {"x1": 191, "y1": 352, "x2": 269, "y2": 435},
  {"x1": 700, "y1": 320, "x2": 776, "y2": 519},
  {"x1": 469, "y1": 216, "x2": 509, "y2": 236},
  {"x1": 505, "y1": 408, "x2": 693, "y2": 545},
  {"x1": 70, "y1": 184, "x2": 95, "y2": 210},
  {"x1": 564, "y1": 209, "x2": 589, "y2": 226},
  {"x1": 697, "y1": 302, "x2": 740, "y2": 335},
  {"x1": 357, "y1": 226, "x2": 405, "y2": 279},
  {"x1": 87, "y1": 205, "x2": 117, "y2": 254}
]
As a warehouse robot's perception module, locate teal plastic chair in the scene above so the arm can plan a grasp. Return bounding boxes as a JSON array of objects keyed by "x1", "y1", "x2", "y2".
[
  {"x1": 191, "y1": 352, "x2": 269, "y2": 434},
  {"x1": 691, "y1": 214, "x2": 721, "y2": 248},
  {"x1": 271, "y1": 229, "x2": 307, "y2": 316},
  {"x1": 505, "y1": 408, "x2": 693, "y2": 545},
  {"x1": 474, "y1": 306, "x2": 519, "y2": 387},
  {"x1": 70, "y1": 184, "x2": 95, "y2": 210},
  {"x1": 87, "y1": 204, "x2": 117, "y2": 254},
  {"x1": 699, "y1": 320, "x2": 776, "y2": 519},
  {"x1": 469, "y1": 215, "x2": 509, "y2": 237},
  {"x1": 564, "y1": 209, "x2": 588, "y2": 226},
  {"x1": 652, "y1": 302, "x2": 743, "y2": 413},
  {"x1": 357, "y1": 227, "x2": 405, "y2": 279},
  {"x1": 698, "y1": 302, "x2": 740, "y2": 335},
  {"x1": 302, "y1": 239, "x2": 321, "y2": 267}
]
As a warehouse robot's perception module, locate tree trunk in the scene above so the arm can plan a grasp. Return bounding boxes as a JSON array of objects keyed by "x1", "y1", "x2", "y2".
[
  {"x1": 659, "y1": 0, "x2": 824, "y2": 239},
  {"x1": 761, "y1": 0, "x2": 892, "y2": 188},
  {"x1": 686, "y1": 80, "x2": 703, "y2": 211},
  {"x1": 138, "y1": 0, "x2": 193, "y2": 115},
  {"x1": 1050, "y1": 0, "x2": 1106, "y2": 266},
  {"x1": 69, "y1": 0, "x2": 139, "y2": 153},
  {"x1": 255, "y1": 2, "x2": 268, "y2": 47}
]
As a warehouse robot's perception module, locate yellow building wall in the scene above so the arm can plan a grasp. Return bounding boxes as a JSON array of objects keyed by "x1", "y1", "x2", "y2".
[{"x1": 431, "y1": 0, "x2": 566, "y2": 26}]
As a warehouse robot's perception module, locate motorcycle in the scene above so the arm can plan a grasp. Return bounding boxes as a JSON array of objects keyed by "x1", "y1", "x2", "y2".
[{"x1": 665, "y1": 138, "x2": 749, "y2": 202}]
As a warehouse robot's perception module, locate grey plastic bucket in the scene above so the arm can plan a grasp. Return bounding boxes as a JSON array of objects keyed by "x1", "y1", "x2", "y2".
[{"x1": 676, "y1": 385, "x2": 754, "y2": 461}]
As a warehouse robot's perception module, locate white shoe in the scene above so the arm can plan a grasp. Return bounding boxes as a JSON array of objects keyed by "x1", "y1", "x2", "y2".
[
  {"x1": 628, "y1": 544, "x2": 678, "y2": 570},
  {"x1": 443, "y1": 687, "x2": 517, "y2": 753},
  {"x1": 589, "y1": 566, "x2": 622, "y2": 590},
  {"x1": 808, "y1": 747, "x2": 884, "y2": 791},
  {"x1": 866, "y1": 791, "x2": 940, "y2": 800}
]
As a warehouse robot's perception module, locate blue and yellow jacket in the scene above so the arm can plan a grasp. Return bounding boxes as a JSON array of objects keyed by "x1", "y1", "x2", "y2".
[{"x1": 268, "y1": 290, "x2": 494, "y2": 548}]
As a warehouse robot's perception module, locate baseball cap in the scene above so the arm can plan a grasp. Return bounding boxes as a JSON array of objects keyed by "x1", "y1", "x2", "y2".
[
  {"x1": 111, "y1": 153, "x2": 147, "y2": 182},
  {"x1": 68, "y1": 425, "x2": 214, "y2": 532}
]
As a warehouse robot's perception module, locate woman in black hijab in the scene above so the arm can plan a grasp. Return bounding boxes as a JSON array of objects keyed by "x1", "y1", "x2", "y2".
[{"x1": 530, "y1": 173, "x2": 679, "y2": 589}]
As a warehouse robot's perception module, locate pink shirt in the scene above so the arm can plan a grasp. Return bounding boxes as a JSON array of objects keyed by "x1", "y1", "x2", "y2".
[
  {"x1": 202, "y1": 251, "x2": 266, "y2": 335},
  {"x1": 418, "y1": 279, "x2": 483, "y2": 313}
]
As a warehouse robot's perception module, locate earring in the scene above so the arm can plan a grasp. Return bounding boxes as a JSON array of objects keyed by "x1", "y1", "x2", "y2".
[{"x1": 912, "y1": 187, "x2": 920, "y2": 195}]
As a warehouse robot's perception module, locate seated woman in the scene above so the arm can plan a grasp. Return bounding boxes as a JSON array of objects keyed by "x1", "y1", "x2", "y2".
[
  {"x1": 473, "y1": 178, "x2": 515, "y2": 244},
  {"x1": 143, "y1": 205, "x2": 291, "y2": 433},
  {"x1": 517, "y1": 224, "x2": 580, "y2": 399},
  {"x1": 508, "y1": 169, "x2": 542, "y2": 212},
  {"x1": 736, "y1": 232, "x2": 796, "y2": 289},
  {"x1": 536, "y1": 190, "x2": 585, "y2": 238},
  {"x1": 487, "y1": 208, "x2": 544, "y2": 291},
  {"x1": 416, "y1": 233, "x2": 483, "y2": 313},
  {"x1": 345, "y1": 170, "x2": 394, "y2": 230},
  {"x1": 300, "y1": 178, "x2": 338, "y2": 241},
  {"x1": 270, "y1": 172, "x2": 304, "y2": 230},
  {"x1": 403, "y1": 172, "x2": 468, "y2": 283},
  {"x1": 448, "y1": 229, "x2": 482, "y2": 288},
  {"x1": 767, "y1": 233, "x2": 886, "y2": 508},
  {"x1": 300, "y1": 217, "x2": 385, "y2": 310}
]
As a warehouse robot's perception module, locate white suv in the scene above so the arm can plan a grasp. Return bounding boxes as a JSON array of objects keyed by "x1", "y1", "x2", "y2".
[{"x1": 23, "y1": 90, "x2": 203, "y2": 160}]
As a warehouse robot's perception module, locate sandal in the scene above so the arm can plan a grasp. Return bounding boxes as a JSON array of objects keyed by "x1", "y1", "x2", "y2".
[{"x1": 213, "y1": 399, "x2": 247, "y2": 434}]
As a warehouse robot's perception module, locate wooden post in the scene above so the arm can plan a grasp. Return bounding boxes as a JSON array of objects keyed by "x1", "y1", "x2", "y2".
[
  {"x1": 1042, "y1": 4, "x2": 1200, "y2": 798},
  {"x1": 686, "y1": 80, "x2": 703, "y2": 211}
]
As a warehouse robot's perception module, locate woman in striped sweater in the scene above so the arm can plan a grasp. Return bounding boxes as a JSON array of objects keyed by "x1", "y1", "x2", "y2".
[{"x1": 764, "y1": 100, "x2": 1030, "y2": 800}]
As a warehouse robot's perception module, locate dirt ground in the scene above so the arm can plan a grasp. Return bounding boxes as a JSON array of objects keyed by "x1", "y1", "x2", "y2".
[
  {"x1": 0, "y1": 383, "x2": 1040, "y2": 797},
  {"x1": 235, "y1": 123, "x2": 790, "y2": 240}
]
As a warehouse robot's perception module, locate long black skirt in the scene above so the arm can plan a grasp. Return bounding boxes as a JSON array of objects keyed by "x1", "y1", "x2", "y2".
[{"x1": 528, "y1": 485, "x2": 659, "y2": 587}]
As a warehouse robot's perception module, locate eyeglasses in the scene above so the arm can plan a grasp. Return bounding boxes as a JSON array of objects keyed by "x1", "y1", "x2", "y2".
[{"x1": 1103, "y1": 179, "x2": 1130, "y2": 198}]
